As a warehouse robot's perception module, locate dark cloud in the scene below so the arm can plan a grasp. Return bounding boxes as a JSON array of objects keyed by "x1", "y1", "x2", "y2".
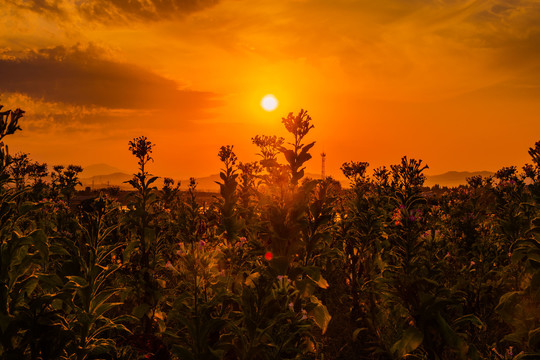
[
  {"x1": 6, "y1": 0, "x2": 66, "y2": 18},
  {"x1": 6, "y1": 0, "x2": 219, "y2": 22},
  {"x1": 0, "y1": 44, "x2": 218, "y2": 111},
  {"x1": 79, "y1": 0, "x2": 219, "y2": 23},
  {"x1": 463, "y1": 0, "x2": 540, "y2": 43}
]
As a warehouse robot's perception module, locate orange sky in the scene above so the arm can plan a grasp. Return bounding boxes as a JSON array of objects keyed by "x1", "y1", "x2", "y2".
[{"x1": 1, "y1": 0, "x2": 539, "y2": 180}]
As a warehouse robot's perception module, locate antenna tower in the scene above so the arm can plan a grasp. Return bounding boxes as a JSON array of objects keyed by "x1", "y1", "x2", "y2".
[{"x1": 321, "y1": 152, "x2": 326, "y2": 179}]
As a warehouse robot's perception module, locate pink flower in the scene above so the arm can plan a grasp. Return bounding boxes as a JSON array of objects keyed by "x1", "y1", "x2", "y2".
[
  {"x1": 235, "y1": 237, "x2": 247, "y2": 248},
  {"x1": 165, "y1": 261, "x2": 174, "y2": 270},
  {"x1": 264, "y1": 251, "x2": 273, "y2": 261},
  {"x1": 277, "y1": 275, "x2": 291, "y2": 283}
]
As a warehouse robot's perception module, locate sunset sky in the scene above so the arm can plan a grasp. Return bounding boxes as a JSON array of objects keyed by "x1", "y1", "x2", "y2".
[{"x1": 1, "y1": 0, "x2": 539, "y2": 180}]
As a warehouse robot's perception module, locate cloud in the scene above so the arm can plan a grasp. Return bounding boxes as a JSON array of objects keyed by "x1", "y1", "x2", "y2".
[
  {"x1": 81, "y1": 0, "x2": 219, "y2": 22},
  {"x1": 10, "y1": 0, "x2": 219, "y2": 23},
  {"x1": 271, "y1": 0, "x2": 540, "y2": 98},
  {"x1": 0, "y1": 44, "x2": 219, "y2": 111},
  {"x1": 0, "y1": 90, "x2": 212, "y2": 138},
  {"x1": 6, "y1": 0, "x2": 220, "y2": 23},
  {"x1": 5, "y1": 0, "x2": 67, "y2": 18},
  {"x1": 0, "y1": 91, "x2": 111, "y2": 134}
]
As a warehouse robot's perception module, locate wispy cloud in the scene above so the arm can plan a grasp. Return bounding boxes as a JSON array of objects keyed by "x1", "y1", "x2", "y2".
[
  {"x1": 6, "y1": 0, "x2": 220, "y2": 23},
  {"x1": 6, "y1": 0, "x2": 67, "y2": 18},
  {"x1": 83, "y1": 0, "x2": 219, "y2": 23}
]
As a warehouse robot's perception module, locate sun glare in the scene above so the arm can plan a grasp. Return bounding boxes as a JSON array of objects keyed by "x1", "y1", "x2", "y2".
[{"x1": 261, "y1": 94, "x2": 278, "y2": 111}]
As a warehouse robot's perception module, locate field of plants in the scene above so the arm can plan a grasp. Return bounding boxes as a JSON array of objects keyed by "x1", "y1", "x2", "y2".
[{"x1": 0, "y1": 105, "x2": 539, "y2": 360}]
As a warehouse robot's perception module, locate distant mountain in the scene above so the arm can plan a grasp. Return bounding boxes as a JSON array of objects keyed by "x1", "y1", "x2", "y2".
[
  {"x1": 81, "y1": 173, "x2": 223, "y2": 192},
  {"x1": 80, "y1": 172, "x2": 132, "y2": 189},
  {"x1": 80, "y1": 169, "x2": 492, "y2": 191},
  {"x1": 182, "y1": 172, "x2": 330, "y2": 192},
  {"x1": 425, "y1": 171, "x2": 494, "y2": 187},
  {"x1": 180, "y1": 174, "x2": 221, "y2": 192},
  {"x1": 82, "y1": 163, "x2": 127, "y2": 178}
]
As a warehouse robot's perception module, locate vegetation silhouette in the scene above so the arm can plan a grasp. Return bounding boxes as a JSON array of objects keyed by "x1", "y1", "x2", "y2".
[{"x1": 0, "y1": 103, "x2": 539, "y2": 359}]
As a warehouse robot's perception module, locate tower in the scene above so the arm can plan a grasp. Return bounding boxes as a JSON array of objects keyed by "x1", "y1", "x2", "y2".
[{"x1": 321, "y1": 152, "x2": 326, "y2": 180}]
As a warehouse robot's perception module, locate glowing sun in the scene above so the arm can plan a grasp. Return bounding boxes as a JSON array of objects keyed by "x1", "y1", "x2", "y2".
[{"x1": 261, "y1": 94, "x2": 278, "y2": 111}]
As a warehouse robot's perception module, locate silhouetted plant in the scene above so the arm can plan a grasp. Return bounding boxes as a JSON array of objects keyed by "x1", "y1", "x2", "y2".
[
  {"x1": 27, "y1": 161, "x2": 49, "y2": 200},
  {"x1": 341, "y1": 161, "x2": 370, "y2": 186},
  {"x1": 161, "y1": 177, "x2": 181, "y2": 211},
  {"x1": 279, "y1": 109, "x2": 315, "y2": 187},
  {"x1": 495, "y1": 141, "x2": 540, "y2": 359},
  {"x1": 226, "y1": 269, "x2": 316, "y2": 360},
  {"x1": 0, "y1": 106, "x2": 24, "y2": 187},
  {"x1": 236, "y1": 161, "x2": 261, "y2": 230},
  {"x1": 0, "y1": 105, "x2": 67, "y2": 359},
  {"x1": 59, "y1": 194, "x2": 132, "y2": 359},
  {"x1": 9, "y1": 152, "x2": 30, "y2": 190},
  {"x1": 123, "y1": 136, "x2": 163, "y2": 336},
  {"x1": 165, "y1": 239, "x2": 230, "y2": 360},
  {"x1": 390, "y1": 156, "x2": 428, "y2": 196},
  {"x1": 51, "y1": 164, "x2": 83, "y2": 204},
  {"x1": 302, "y1": 178, "x2": 339, "y2": 267},
  {"x1": 340, "y1": 161, "x2": 387, "y2": 357},
  {"x1": 216, "y1": 145, "x2": 243, "y2": 243},
  {"x1": 1, "y1": 100, "x2": 540, "y2": 360},
  {"x1": 252, "y1": 135, "x2": 289, "y2": 198},
  {"x1": 125, "y1": 136, "x2": 158, "y2": 267},
  {"x1": 252, "y1": 135, "x2": 284, "y2": 169},
  {"x1": 176, "y1": 177, "x2": 209, "y2": 246}
]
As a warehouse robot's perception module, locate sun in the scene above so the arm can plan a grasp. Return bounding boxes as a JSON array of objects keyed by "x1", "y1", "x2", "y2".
[{"x1": 261, "y1": 94, "x2": 278, "y2": 111}]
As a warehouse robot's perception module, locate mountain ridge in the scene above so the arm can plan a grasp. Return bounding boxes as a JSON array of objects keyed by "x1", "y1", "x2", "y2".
[
  {"x1": 81, "y1": 164, "x2": 127, "y2": 178},
  {"x1": 424, "y1": 170, "x2": 494, "y2": 187},
  {"x1": 80, "y1": 168, "x2": 495, "y2": 190}
]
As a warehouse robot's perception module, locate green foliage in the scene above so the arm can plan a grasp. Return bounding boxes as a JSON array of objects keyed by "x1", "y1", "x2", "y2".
[
  {"x1": 225, "y1": 268, "x2": 319, "y2": 359},
  {"x1": 1, "y1": 101, "x2": 540, "y2": 360},
  {"x1": 60, "y1": 195, "x2": 131, "y2": 359},
  {"x1": 496, "y1": 215, "x2": 540, "y2": 358}
]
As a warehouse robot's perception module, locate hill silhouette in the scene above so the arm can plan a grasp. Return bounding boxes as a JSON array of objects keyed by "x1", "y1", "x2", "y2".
[
  {"x1": 424, "y1": 171, "x2": 494, "y2": 187},
  {"x1": 80, "y1": 172, "x2": 133, "y2": 189},
  {"x1": 79, "y1": 163, "x2": 495, "y2": 191},
  {"x1": 81, "y1": 163, "x2": 127, "y2": 178}
]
